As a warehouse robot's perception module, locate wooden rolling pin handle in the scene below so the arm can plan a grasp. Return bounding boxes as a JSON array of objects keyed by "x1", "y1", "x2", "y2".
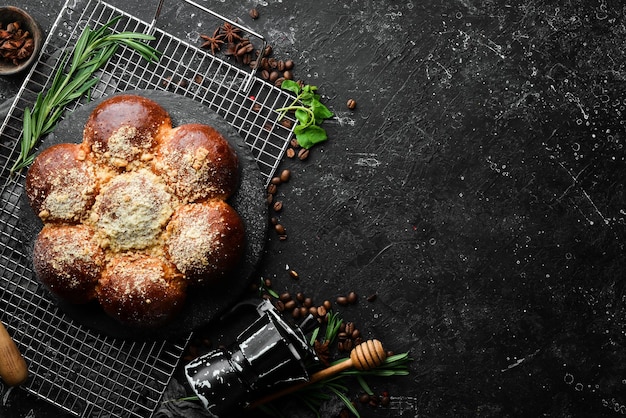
[{"x1": 0, "y1": 321, "x2": 28, "y2": 386}]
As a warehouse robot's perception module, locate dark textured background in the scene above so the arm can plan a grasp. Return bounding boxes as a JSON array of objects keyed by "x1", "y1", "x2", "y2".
[{"x1": 1, "y1": 0, "x2": 625, "y2": 417}]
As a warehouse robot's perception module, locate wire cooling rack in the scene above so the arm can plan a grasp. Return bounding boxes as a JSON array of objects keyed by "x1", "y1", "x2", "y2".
[{"x1": 0, "y1": 0, "x2": 295, "y2": 416}]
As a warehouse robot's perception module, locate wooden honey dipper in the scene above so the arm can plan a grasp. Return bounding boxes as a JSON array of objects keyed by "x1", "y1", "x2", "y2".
[
  {"x1": 249, "y1": 339, "x2": 386, "y2": 408},
  {"x1": 0, "y1": 320, "x2": 28, "y2": 386}
]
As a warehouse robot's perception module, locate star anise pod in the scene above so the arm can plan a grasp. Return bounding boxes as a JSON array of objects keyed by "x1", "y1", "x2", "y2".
[
  {"x1": 199, "y1": 28, "x2": 224, "y2": 54},
  {"x1": 220, "y1": 22, "x2": 242, "y2": 44}
]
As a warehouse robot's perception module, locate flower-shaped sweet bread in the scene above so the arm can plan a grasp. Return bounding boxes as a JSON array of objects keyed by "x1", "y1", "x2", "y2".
[{"x1": 25, "y1": 94, "x2": 245, "y2": 327}]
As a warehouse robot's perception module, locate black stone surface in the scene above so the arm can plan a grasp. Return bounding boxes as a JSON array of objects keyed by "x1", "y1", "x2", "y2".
[{"x1": 1, "y1": 1, "x2": 626, "y2": 417}]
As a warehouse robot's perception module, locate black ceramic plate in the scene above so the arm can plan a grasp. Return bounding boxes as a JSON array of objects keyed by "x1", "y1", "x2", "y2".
[{"x1": 20, "y1": 90, "x2": 268, "y2": 340}]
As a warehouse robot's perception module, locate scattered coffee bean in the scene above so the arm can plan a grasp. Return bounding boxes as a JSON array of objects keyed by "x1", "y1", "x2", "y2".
[
  {"x1": 283, "y1": 70, "x2": 293, "y2": 80},
  {"x1": 266, "y1": 193, "x2": 274, "y2": 205},
  {"x1": 284, "y1": 59, "x2": 294, "y2": 70},
  {"x1": 309, "y1": 306, "x2": 318, "y2": 317},
  {"x1": 299, "y1": 306, "x2": 308, "y2": 317},
  {"x1": 290, "y1": 138, "x2": 300, "y2": 148},
  {"x1": 284, "y1": 300, "x2": 297, "y2": 311},
  {"x1": 279, "y1": 292, "x2": 292, "y2": 302},
  {"x1": 275, "y1": 224, "x2": 286, "y2": 235},
  {"x1": 347, "y1": 98, "x2": 357, "y2": 109},
  {"x1": 323, "y1": 300, "x2": 332, "y2": 310},
  {"x1": 277, "y1": 60, "x2": 285, "y2": 72},
  {"x1": 249, "y1": 8, "x2": 259, "y2": 19},
  {"x1": 193, "y1": 74, "x2": 204, "y2": 84},
  {"x1": 317, "y1": 305, "x2": 327, "y2": 317},
  {"x1": 271, "y1": 176, "x2": 282, "y2": 185},
  {"x1": 289, "y1": 270, "x2": 299, "y2": 280},
  {"x1": 286, "y1": 148, "x2": 296, "y2": 158},
  {"x1": 347, "y1": 291, "x2": 358, "y2": 304},
  {"x1": 279, "y1": 234, "x2": 288, "y2": 241},
  {"x1": 280, "y1": 169, "x2": 291, "y2": 182},
  {"x1": 269, "y1": 70, "x2": 280, "y2": 82},
  {"x1": 270, "y1": 216, "x2": 278, "y2": 225},
  {"x1": 261, "y1": 69, "x2": 270, "y2": 80},
  {"x1": 296, "y1": 292, "x2": 305, "y2": 302},
  {"x1": 264, "y1": 45, "x2": 273, "y2": 57},
  {"x1": 297, "y1": 148, "x2": 310, "y2": 161},
  {"x1": 275, "y1": 77, "x2": 285, "y2": 87},
  {"x1": 359, "y1": 394, "x2": 370, "y2": 404},
  {"x1": 303, "y1": 297, "x2": 312, "y2": 308},
  {"x1": 275, "y1": 300, "x2": 285, "y2": 311},
  {"x1": 292, "y1": 308, "x2": 301, "y2": 319},
  {"x1": 367, "y1": 293, "x2": 377, "y2": 302},
  {"x1": 280, "y1": 118, "x2": 292, "y2": 129},
  {"x1": 337, "y1": 296, "x2": 348, "y2": 306},
  {"x1": 252, "y1": 103, "x2": 262, "y2": 112},
  {"x1": 273, "y1": 201, "x2": 283, "y2": 212},
  {"x1": 267, "y1": 183, "x2": 277, "y2": 194}
]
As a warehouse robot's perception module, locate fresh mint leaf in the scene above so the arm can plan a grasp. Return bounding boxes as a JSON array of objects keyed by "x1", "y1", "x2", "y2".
[
  {"x1": 277, "y1": 80, "x2": 333, "y2": 149},
  {"x1": 294, "y1": 125, "x2": 327, "y2": 149},
  {"x1": 281, "y1": 79, "x2": 301, "y2": 95}
]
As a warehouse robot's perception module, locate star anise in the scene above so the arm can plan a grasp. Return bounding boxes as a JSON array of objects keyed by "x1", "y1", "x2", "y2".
[
  {"x1": 220, "y1": 22, "x2": 242, "y2": 44},
  {"x1": 199, "y1": 28, "x2": 224, "y2": 54}
]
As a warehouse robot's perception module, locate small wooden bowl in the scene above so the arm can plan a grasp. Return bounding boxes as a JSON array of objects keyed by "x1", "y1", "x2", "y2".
[{"x1": 0, "y1": 6, "x2": 43, "y2": 76}]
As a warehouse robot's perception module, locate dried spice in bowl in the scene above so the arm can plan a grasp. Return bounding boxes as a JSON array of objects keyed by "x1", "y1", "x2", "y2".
[
  {"x1": 0, "y1": 20, "x2": 34, "y2": 65},
  {"x1": 0, "y1": 6, "x2": 43, "y2": 75}
]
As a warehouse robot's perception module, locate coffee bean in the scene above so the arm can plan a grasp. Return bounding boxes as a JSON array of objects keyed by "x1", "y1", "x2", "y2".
[
  {"x1": 292, "y1": 308, "x2": 301, "y2": 319},
  {"x1": 289, "y1": 270, "x2": 299, "y2": 280},
  {"x1": 279, "y1": 292, "x2": 292, "y2": 302},
  {"x1": 275, "y1": 300, "x2": 285, "y2": 312},
  {"x1": 267, "y1": 193, "x2": 274, "y2": 205},
  {"x1": 381, "y1": 396, "x2": 391, "y2": 407},
  {"x1": 263, "y1": 45, "x2": 273, "y2": 57},
  {"x1": 273, "y1": 201, "x2": 283, "y2": 212},
  {"x1": 359, "y1": 394, "x2": 370, "y2": 404},
  {"x1": 367, "y1": 293, "x2": 377, "y2": 302},
  {"x1": 296, "y1": 292, "x2": 305, "y2": 302},
  {"x1": 261, "y1": 69, "x2": 270, "y2": 80},
  {"x1": 269, "y1": 70, "x2": 280, "y2": 82},
  {"x1": 290, "y1": 138, "x2": 300, "y2": 148},
  {"x1": 309, "y1": 306, "x2": 318, "y2": 317},
  {"x1": 275, "y1": 224, "x2": 286, "y2": 235},
  {"x1": 271, "y1": 176, "x2": 282, "y2": 185},
  {"x1": 267, "y1": 183, "x2": 277, "y2": 194},
  {"x1": 297, "y1": 148, "x2": 310, "y2": 161},
  {"x1": 270, "y1": 216, "x2": 278, "y2": 225},
  {"x1": 299, "y1": 306, "x2": 308, "y2": 317},
  {"x1": 286, "y1": 148, "x2": 296, "y2": 158},
  {"x1": 249, "y1": 8, "x2": 259, "y2": 19},
  {"x1": 336, "y1": 296, "x2": 348, "y2": 306},
  {"x1": 275, "y1": 77, "x2": 285, "y2": 87},
  {"x1": 351, "y1": 329, "x2": 361, "y2": 339},
  {"x1": 283, "y1": 70, "x2": 293, "y2": 80},
  {"x1": 280, "y1": 118, "x2": 292, "y2": 129},
  {"x1": 268, "y1": 58, "x2": 278, "y2": 69},
  {"x1": 279, "y1": 234, "x2": 288, "y2": 241},
  {"x1": 317, "y1": 305, "x2": 327, "y2": 317},
  {"x1": 280, "y1": 169, "x2": 291, "y2": 182},
  {"x1": 284, "y1": 300, "x2": 297, "y2": 311},
  {"x1": 347, "y1": 291, "x2": 358, "y2": 304},
  {"x1": 284, "y1": 59, "x2": 294, "y2": 70},
  {"x1": 347, "y1": 98, "x2": 357, "y2": 109},
  {"x1": 277, "y1": 60, "x2": 285, "y2": 72},
  {"x1": 345, "y1": 322, "x2": 355, "y2": 335},
  {"x1": 303, "y1": 297, "x2": 312, "y2": 308},
  {"x1": 338, "y1": 332, "x2": 348, "y2": 340},
  {"x1": 252, "y1": 103, "x2": 262, "y2": 112}
]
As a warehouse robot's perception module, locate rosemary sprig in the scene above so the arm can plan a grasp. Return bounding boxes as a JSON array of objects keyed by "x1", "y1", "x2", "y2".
[{"x1": 10, "y1": 16, "x2": 161, "y2": 175}]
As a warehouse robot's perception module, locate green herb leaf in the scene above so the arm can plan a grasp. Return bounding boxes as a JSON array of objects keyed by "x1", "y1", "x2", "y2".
[
  {"x1": 293, "y1": 124, "x2": 327, "y2": 149},
  {"x1": 277, "y1": 80, "x2": 333, "y2": 149},
  {"x1": 10, "y1": 18, "x2": 160, "y2": 175}
]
